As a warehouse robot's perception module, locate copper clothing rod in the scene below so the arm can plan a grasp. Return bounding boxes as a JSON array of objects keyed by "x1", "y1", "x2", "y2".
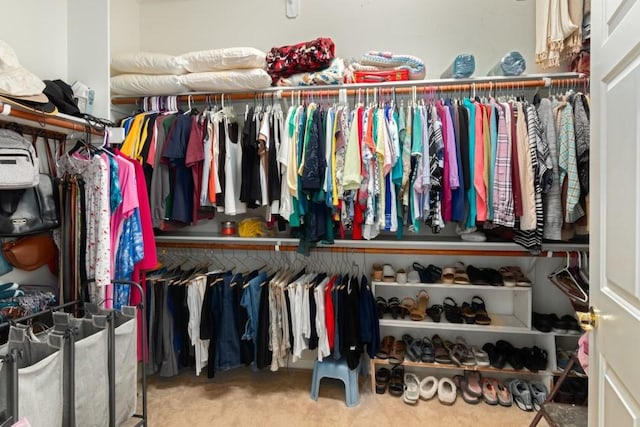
[{"x1": 111, "y1": 77, "x2": 589, "y2": 106}]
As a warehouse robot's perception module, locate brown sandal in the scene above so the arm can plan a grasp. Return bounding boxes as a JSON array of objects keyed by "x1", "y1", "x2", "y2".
[
  {"x1": 400, "y1": 297, "x2": 416, "y2": 319},
  {"x1": 410, "y1": 290, "x2": 429, "y2": 321},
  {"x1": 376, "y1": 335, "x2": 395, "y2": 359},
  {"x1": 389, "y1": 340, "x2": 407, "y2": 364}
]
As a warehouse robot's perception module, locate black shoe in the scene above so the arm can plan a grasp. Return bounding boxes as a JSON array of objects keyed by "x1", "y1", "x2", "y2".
[
  {"x1": 483, "y1": 342, "x2": 507, "y2": 369},
  {"x1": 443, "y1": 297, "x2": 464, "y2": 323},
  {"x1": 426, "y1": 304, "x2": 443, "y2": 322},
  {"x1": 532, "y1": 312, "x2": 553, "y2": 333},
  {"x1": 466, "y1": 265, "x2": 490, "y2": 285},
  {"x1": 550, "y1": 313, "x2": 569, "y2": 333}
]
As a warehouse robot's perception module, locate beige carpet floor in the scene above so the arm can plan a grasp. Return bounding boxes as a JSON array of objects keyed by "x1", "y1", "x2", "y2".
[{"x1": 135, "y1": 368, "x2": 549, "y2": 427}]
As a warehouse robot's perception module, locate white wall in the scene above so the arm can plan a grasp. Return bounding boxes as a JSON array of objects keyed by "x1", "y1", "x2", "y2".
[
  {"x1": 110, "y1": 0, "x2": 141, "y2": 55},
  {"x1": 136, "y1": 0, "x2": 554, "y2": 77},
  {"x1": 0, "y1": 0, "x2": 69, "y2": 80},
  {"x1": 68, "y1": 0, "x2": 111, "y2": 118}
]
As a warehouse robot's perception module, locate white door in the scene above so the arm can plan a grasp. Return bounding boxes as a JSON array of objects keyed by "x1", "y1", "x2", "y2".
[{"x1": 590, "y1": 0, "x2": 640, "y2": 425}]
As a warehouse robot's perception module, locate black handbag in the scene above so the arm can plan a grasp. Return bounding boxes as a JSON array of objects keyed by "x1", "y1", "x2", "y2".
[{"x1": 0, "y1": 173, "x2": 60, "y2": 236}]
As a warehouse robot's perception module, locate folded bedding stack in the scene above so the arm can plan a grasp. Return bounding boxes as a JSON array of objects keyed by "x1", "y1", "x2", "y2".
[
  {"x1": 275, "y1": 58, "x2": 346, "y2": 87},
  {"x1": 348, "y1": 51, "x2": 426, "y2": 83},
  {"x1": 267, "y1": 37, "x2": 343, "y2": 86},
  {"x1": 110, "y1": 47, "x2": 272, "y2": 96}
]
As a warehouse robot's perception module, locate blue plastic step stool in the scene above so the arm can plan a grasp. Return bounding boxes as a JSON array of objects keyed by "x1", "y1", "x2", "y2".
[{"x1": 310, "y1": 358, "x2": 359, "y2": 407}]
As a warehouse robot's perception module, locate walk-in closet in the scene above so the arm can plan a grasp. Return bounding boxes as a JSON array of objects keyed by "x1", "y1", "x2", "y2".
[{"x1": 1, "y1": 0, "x2": 637, "y2": 426}]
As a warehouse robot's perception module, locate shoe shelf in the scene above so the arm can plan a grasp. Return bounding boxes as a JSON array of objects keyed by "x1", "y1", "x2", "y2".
[
  {"x1": 368, "y1": 358, "x2": 555, "y2": 394},
  {"x1": 372, "y1": 280, "x2": 532, "y2": 292},
  {"x1": 372, "y1": 280, "x2": 533, "y2": 330},
  {"x1": 378, "y1": 313, "x2": 530, "y2": 333}
]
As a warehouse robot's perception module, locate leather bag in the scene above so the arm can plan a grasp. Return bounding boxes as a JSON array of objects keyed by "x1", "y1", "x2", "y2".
[
  {"x1": 0, "y1": 173, "x2": 60, "y2": 236},
  {"x1": 2, "y1": 232, "x2": 57, "y2": 271}
]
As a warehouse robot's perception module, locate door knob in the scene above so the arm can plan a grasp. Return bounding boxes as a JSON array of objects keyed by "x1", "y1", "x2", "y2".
[{"x1": 576, "y1": 306, "x2": 598, "y2": 331}]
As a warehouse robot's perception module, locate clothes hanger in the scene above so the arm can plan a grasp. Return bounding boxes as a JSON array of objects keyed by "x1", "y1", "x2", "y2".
[{"x1": 548, "y1": 252, "x2": 588, "y2": 304}]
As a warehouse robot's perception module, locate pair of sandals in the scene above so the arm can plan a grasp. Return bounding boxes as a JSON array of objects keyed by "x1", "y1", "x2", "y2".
[
  {"x1": 453, "y1": 373, "x2": 513, "y2": 406},
  {"x1": 443, "y1": 296, "x2": 492, "y2": 325},
  {"x1": 376, "y1": 336, "x2": 406, "y2": 364},
  {"x1": 375, "y1": 365, "x2": 405, "y2": 396},
  {"x1": 403, "y1": 374, "x2": 456, "y2": 405},
  {"x1": 508, "y1": 378, "x2": 548, "y2": 411},
  {"x1": 376, "y1": 297, "x2": 412, "y2": 319},
  {"x1": 403, "y1": 334, "x2": 435, "y2": 363}
]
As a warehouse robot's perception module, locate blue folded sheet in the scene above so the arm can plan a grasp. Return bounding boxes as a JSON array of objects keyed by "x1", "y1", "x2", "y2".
[
  {"x1": 441, "y1": 54, "x2": 475, "y2": 79},
  {"x1": 487, "y1": 51, "x2": 526, "y2": 76}
]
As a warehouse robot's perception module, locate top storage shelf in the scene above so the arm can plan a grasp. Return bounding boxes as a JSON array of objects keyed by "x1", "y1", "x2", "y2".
[{"x1": 111, "y1": 73, "x2": 588, "y2": 105}]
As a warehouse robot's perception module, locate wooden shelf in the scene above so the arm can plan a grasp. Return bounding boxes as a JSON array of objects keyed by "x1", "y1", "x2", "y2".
[
  {"x1": 0, "y1": 104, "x2": 103, "y2": 136},
  {"x1": 155, "y1": 233, "x2": 588, "y2": 256},
  {"x1": 369, "y1": 357, "x2": 554, "y2": 393},
  {"x1": 379, "y1": 313, "x2": 529, "y2": 334},
  {"x1": 372, "y1": 281, "x2": 532, "y2": 292},
  {"x1": 372, "y1": 357, "x2": 553, "y2": 376}
]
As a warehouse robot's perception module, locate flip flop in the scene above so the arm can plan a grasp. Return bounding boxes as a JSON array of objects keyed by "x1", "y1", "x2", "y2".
[
  {"x1": 453, "y1": 375, "x2": 481, "y2": 404},
  {"x1": 491, "y1": 378, "x2": 513, "y2": 407},
  {"x1": 420, "y1": 337, "x2": 435, "y2": 363},
  {"x1": 403, "y1": 334, "x2": 422, "y2": 362},
  {"x1": 419, "y1": 376, "x2": 438, "y2": 400},
  {"x1": 463, "y1": 370, "x2": 483, "y2": 397},
  {"x1": 432, "y1": 334, "x2": 452, "y2": 364},
  {"x1": 403, "y1": 373, "x2": 421, "y2": 404},
  {"x1": 471, "y1": 345, "x2": 490, "y2": 367},
  {"x1": 481, "y1": 377, "x2": 499, "y2": 405}
]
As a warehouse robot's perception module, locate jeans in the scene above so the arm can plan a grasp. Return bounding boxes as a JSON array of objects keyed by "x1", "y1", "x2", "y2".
[{"x1": 215, "y1": 272, "x2": 241, "y2": 371}]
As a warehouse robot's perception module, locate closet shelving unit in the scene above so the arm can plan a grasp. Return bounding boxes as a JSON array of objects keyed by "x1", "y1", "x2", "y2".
[{"x1": 112, "y1": 72, "x2": 589, "y2": 392}]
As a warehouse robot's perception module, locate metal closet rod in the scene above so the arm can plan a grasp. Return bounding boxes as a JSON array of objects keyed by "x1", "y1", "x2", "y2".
[
  {"x1": 110, "y1": 75, "x2": 589, "y2": 105},
  {"x1": 0, "y1": 299, "x2": 81, "y2": 331},
  {"x1": 154, "y1": 241, "x2": 570, "y2": 257}
]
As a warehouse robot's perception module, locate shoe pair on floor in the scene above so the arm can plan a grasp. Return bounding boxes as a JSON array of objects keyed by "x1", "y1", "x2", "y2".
[
  {"x1": 507, "y1": 378, "x2": 548, "y2": 411},
  {"x1": 376, "y1": 367, "x2": 457, "y2": 406},
  {"x1": 453, "y1": 371, "x2": 513, "y2": 406}
]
